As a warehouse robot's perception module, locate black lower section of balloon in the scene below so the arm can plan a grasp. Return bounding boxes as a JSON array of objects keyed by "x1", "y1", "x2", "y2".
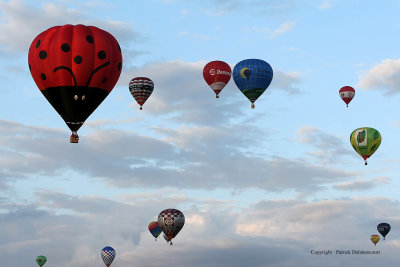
[{"x1": 41, "y1": 86, "x2": 108, "y2": 132}]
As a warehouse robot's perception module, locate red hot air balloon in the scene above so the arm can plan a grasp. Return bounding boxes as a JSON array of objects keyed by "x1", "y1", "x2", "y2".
[
  {"x1": 339, "y1": 86, "x2": 355, "y2": 107},
  {"x1": 203, "y1": 60, "x2": 231, "y2": 98},
  {"x1": 28, "y1": 24, "x2": 122, "y2": 143}
]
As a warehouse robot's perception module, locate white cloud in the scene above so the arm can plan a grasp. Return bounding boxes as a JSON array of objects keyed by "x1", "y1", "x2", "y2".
[
  {"x1": 271, "y1": 70, "x2": 301, "y2": 94},
  {"x1": 333, "y1": 176, "x2": 390, "y2": 191},
  {"x1": 358, "y1": 58, "x2": 400, "y2": 95},
  {"x1": 269, "y1": 21, "x2": 296, "y2": 39},
  {"x1": 0, "y1": 119, "x2": 354, "y2": 193},
  {"x1": 296, "y1": 125, "x2": 354, "y2": 163},
  {"x1": 246, "y1": 21, "x2": 297, "y2": 40},
  {"x1": 1, "y1": 194, "x2": 399, "y2": 266},
  {"x1": 318, "y1": 0, "x2": 334, "y2": 9}
]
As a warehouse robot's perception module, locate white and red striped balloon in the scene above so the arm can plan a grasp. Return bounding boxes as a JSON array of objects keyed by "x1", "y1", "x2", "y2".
[{"x1": 129, "y1": 77, "x2": 154, "y2": 110}]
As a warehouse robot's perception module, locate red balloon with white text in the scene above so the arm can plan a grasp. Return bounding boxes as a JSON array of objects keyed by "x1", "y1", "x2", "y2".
[{"x1": 203, "y1": 61, "x2": 231, "y2": 98}]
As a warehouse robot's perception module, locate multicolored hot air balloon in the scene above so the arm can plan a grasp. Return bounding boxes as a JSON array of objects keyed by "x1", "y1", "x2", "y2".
[
  {"x1": 158, "y1": 208, "x2": 185, "y2": 245},
  {"x1": 36, "y1": 256, "x2": 47, "y2": 267},
  {"x1": 370, "y1": 234, "x2": 380, "y2": 246},
  {"x1": 232, "y1": 59, "x2": 273, "y2": 108},
  {"x1": 339, "y1": 86, "x2": 355, "y2": 107},
  {"x1": 28, "y1": 24, "x2": 122, "y2": 143},
  {"x1": 129, "y1": 77, "x2": 154, "y2": 110},
  {"x1": 377, "y1": 223, "x2": 391, "y2": 240},
  {"x1": 203, "y1": 60, "x2": 232, "y2": 98},
  {"x1": 148, "y1": 221, "x2": 162, "y2": 240},
  {"x1": 101, "y1": 246, "x2": 116, "y2": 267},
  {"x1": 350, "y1": 127, "x2": 381, "y2": 165}
]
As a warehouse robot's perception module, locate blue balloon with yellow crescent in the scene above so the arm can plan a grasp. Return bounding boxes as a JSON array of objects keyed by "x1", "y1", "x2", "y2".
[{"x1": 232, "y1": 59, "x2": 273, "y2": 108}]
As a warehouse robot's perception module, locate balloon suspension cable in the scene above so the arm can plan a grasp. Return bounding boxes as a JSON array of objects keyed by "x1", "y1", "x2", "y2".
[
  {"x1": 140, "y1": 106, "x2": 143, "y2": 110},
  {"x1": 384, "y1": 237, "x2": 385, "y2": 240},
  {"x1": 251, "y1": 103, "x2": 255, "y2": 109},
  {"x1": 155, "y1": 238, "x2": 157, "y2": 241}
]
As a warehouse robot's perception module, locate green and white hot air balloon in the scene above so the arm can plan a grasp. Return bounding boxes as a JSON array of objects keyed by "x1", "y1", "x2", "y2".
[{"x1": 350, "y1": 127, "x2": 381, "y2": 165}]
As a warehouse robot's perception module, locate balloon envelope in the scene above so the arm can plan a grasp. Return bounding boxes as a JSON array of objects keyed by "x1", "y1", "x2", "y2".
[
  {"x1": 350, "y1": 127, "x2": 381, "y2": 165},
  {"x1": 377, "y1": 223, "x2": 391, "y2": 240},
  {"x1": 370, "y1": 235, "x2": 380, "y2": 246},
  {"x1": 158, "y1": 208, "x2": 185, "y2": 242},
  {"x1": 129, "y1": 77, "x2": 154, "y2": 109},
  {"x1": 339, "y1": 86, "x2": 355, "y2": 107},
  {"x1": 28, "y1": 24, "x2": 122, "y2": 142},
  {"x1": 148, "y1": 221, "x2": 162, "y2": 239},
  {"x1": 36, "y1": 256, "x2": 47, "y2": 266},
  {"x1": 203, "y1": 60, "x2": 231, "y2": 98},
  {"x1": 101, "y1": 246, "x2": 116, "y2": 267},
  {"x1": 232, "y1": 59, "x2": 273, "y2": 108}
]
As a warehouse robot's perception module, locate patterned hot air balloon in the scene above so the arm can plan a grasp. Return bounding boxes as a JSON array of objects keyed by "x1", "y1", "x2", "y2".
[
  {"x1": 158, "y1": 208, "x2": 185, "y2": 245},
  {"x1": 339, "y1": 86, "x2": 355, "y2": 107},
  {"x1": 203, "y1": 60, "x2": 231, "y2": 98},
  {"x1": 129, "y1": 77, "x2": 154, "y2": 110},
  {"x1": 377, "y1": 223, "x2": 391, "y2": 240},
  {"x1": 232, "y1": 59, "x2": 273, "y2": 108},
  {"x1": 350, "y1": 127, "x2": 381, "y2": 165},
  {"x1": 28, "y1": 24, "x2": 122, "y2": 143},
  {"x1": 101, "y1": 246, "x2": 116, "y2": 267},
  {"x1": 148, "y1": 221, "x2": 162, "y2": 240},
  {"x1": 36, "y1": 256, "x2": 47, "y2": 267},
  {"x1": 370, "y1": 234, "x2": 380, "y2": 246}
]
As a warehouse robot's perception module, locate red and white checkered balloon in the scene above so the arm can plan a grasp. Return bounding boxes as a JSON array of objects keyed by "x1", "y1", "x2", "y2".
[{"x1": 158, "y1": 209, "x2": 185, "y2": 243}]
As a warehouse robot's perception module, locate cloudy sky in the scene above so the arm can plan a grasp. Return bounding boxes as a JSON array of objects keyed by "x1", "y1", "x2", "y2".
[{"x1": 1, "y1": 0, "x2": 400, "y2": 266}]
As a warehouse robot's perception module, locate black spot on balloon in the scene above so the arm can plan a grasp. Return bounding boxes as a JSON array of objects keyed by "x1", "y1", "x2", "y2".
[
  {"x1": 61, "y1": 43, "x2": 70, "y2": 52},
  {"x1": 39, "y1": 50, "x2": 47, "y2": 60},
  {"x1": 102, "y1": 78, "x2": 107, "y2": 83},
  {"x1": 41, "y1": 73, "x2": 46, "y2": 80},
  {"x1": 97, "y1": 50, "x2": 106, "y2": 60},
  {"x1": 74, "y1": 55, "x2": 82, "y2": 64},
  {"x1": 86, "y1": 35, "x2": 94, "y2": 44},
  {"x1": 36, "y1": 39, "x2": 41, "y2": 48},
  {"x1": 118, "y1": 62, "x2": 122, "y2": 71}
]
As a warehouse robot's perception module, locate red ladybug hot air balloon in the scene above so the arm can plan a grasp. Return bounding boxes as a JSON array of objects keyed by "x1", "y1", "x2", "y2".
[
  {"x1": 203, "y1": 60, "x2": 231, "y2": 98},
  {"x1": 339, "y1": 86, "x2": 355, "y2": 107},
  {"x1": 28, "y1": 24, "x2": 122, "y2": 143}
]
